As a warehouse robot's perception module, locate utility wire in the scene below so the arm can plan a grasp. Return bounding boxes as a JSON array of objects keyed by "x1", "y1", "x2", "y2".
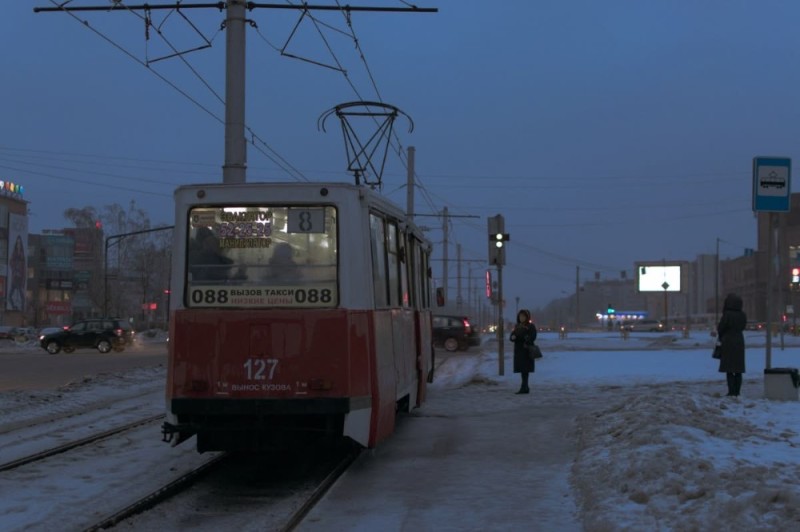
[
  {"x1": 0, "y1": 154, "x2": 186, "y2": 187},
  {"x1": 0, "y1": 163, "x2": 171, "y2": 197}
]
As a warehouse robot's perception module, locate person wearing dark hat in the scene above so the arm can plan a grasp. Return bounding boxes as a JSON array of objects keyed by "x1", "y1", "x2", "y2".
[
  {"x1": 717, "y1": 293, "x2": 747, "y2": 397},
  {"x1": 188, "y1": 227, "x2": 233, "y2": 281},
  {"x1": 509, "y1": 308, "x2": 537, "y2": 394}
]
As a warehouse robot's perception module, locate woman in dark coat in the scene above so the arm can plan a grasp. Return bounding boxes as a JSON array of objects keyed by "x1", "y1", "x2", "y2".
[
  {"x1": 509, "y1": 309, "x2": 537, "y2": 394},
  {"x1": 717, "y1": 293, "x2": 747, "y2": 396}
]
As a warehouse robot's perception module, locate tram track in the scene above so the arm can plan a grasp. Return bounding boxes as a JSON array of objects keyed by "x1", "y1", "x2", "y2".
[
  {"x1": 281, "y1": 445, "x2": 362, "y2": 531},
  {"x1": 85, "y1": 452, "x2": 229, "y2": 532},
  {"x1": 0, "y1": 384, "x2": 163, "y2": 436},
  {"x1": 117, "y1": 442, "x2": 362, "y2": 531},
  {"x1": 0, "y1": 414, "x2": 164, "y2": 472}
]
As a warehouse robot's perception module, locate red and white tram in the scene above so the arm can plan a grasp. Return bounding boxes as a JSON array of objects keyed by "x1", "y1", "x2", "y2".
[{"x1": 162, "y1": 182, "x2": 435, "y2": 452}]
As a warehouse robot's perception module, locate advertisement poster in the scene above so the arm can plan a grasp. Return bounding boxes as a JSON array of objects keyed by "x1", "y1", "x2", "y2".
[{"x1": 7, "y1": 212, "x2": 28, "y2": 311}]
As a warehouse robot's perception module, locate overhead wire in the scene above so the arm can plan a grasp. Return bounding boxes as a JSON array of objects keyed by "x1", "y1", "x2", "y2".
[
  {"x1": 276, "y1": 1, "x2": 433, "y2": 206},
  {"x1": 44, "y1": 0, "x2": 225, "y2": 125},
  {"x1": 252, "y1": 1, "x2": 441, "y2": 214},
  {"x1": 247, "y1": 3, "x2": 756, "y2": 296},
  {"x1": 45, "y1": 0, "x2": 309, "y2": 187}
]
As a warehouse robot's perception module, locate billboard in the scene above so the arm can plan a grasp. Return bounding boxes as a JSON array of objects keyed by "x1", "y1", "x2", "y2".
[
  {"x1": 7, "y1": 212, "x2": 27, "y2": 311},
  {"x1": 636, "y1": 263, "x2": 682, "y2": 293}
]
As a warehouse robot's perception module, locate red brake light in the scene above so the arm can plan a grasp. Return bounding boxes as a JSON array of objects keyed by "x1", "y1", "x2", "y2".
[
  {"x1": 114, "y1": 328, "x2": 123, "y2": 337},
  {"x1": 463, "y1": 318, "x2": 471, "y2": 334}
]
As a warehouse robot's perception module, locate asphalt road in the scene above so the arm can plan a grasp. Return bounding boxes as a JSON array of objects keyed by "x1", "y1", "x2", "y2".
[
  {"x1": 0, "y1": 342, "x2": 167, "y2": 391},
  {"x1": 0, "y1": 344, "x2": 462, "y2": 392}
]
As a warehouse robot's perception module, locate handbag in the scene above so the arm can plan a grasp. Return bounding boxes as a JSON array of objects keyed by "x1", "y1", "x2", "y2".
[
  {"x1": 528, "y1": 344, "x2": 543, "y2": 360},
  {"x1": 712, "y1": 342, "x2": 721, "y2": 359}
]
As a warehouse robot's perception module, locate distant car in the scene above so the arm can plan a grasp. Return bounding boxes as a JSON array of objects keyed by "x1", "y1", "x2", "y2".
[
  {"x1": 622, "y1": 319, "x2": 664, "y2": 332},
  {"x1": 39, "y1": 318, "x2": 135, "y2": 354},
  {"x1": 432, "y1": 315, "x2": 481, "y2": 352},
  {"x1": 0, "y1": 326, "x2": 16, "y2": 341},
  {"x1": 11, "y1": 327, "x2": 38, "y2": 342}
]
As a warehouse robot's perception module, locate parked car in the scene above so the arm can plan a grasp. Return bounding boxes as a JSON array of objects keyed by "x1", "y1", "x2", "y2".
[
  {"x1": 432, "y1": 315, "x2": 481, "y2": 352},
  {"x1": 0, "y1": 326, "x2": 16, "y2": 341},
  {"x1": 39, "y1": 318, "x2": 135, "y2": 354},
  {"x1": 622, "y1": 319, "x2": 664, "y2": 332},
  {"x1": 11, "y1": 327, "x2": 38, "y2": 342}
]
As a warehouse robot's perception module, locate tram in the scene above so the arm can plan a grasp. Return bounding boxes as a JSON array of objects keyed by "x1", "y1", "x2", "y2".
[{"x1": 161, "y1": 182, "x2": 435, "y2": 452}]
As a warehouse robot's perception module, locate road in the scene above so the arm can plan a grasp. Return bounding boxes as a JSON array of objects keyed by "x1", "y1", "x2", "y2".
[
  {"x1": 1, "y1": 343, "x2": 458, "y2": 392},
  {"x1": 0, "y1": 342, "x2": 167, "y2": 391}
]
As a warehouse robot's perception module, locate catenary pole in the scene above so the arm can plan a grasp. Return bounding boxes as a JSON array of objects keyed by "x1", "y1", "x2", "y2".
[{"x1": 223, "y1": 1, "x2": 247, "y2": 184}]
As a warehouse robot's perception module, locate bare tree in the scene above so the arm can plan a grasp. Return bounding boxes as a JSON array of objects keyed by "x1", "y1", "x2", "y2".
[{"x1": 63, "y1": 202, "x2": 171, "y2": 324}]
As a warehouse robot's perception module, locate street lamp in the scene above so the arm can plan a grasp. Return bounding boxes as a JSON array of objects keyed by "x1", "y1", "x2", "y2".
[{"x1": 104, "y1": 226, "x2": 174, "y2": 317}]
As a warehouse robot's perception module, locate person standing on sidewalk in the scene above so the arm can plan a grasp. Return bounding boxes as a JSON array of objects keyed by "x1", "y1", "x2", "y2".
[
  {"x1": 717, "y1": 292, "x2": 747, "y2": 397},
  {"x1": 510, "y1": 309, "x2": 537, "y2": 394}
]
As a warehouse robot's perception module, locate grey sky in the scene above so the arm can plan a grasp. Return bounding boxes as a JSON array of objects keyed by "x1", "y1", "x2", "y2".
[{"x1": 2, "y1": 1, "x2": 796, "y2": 309}]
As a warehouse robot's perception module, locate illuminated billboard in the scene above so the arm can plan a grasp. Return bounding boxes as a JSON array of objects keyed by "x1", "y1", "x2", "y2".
[{"x1": 636, "y1": 263, "x2": 682, "y2": 293}]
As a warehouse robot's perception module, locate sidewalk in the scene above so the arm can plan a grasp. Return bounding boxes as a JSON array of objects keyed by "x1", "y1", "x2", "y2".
[{"x1": 299, "y1": 367, "x2": 588, "y2": 532}]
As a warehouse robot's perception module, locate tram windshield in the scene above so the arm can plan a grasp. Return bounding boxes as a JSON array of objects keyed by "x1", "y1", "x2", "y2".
[{"x1": 186, "y1": 205, "x2": 337, "y2": 308}]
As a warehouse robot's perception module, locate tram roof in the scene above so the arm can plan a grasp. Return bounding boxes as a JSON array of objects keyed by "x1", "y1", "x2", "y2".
[{"x1": 174, "y1": 181, "x2": 429, "y2": 241}]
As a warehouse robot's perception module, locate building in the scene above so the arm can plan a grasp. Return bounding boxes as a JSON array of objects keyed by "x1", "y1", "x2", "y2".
[{"x1": 29, "y1": 226, "x2": 104, "y2": 326}]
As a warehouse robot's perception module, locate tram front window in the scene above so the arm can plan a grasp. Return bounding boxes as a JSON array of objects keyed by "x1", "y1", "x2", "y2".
[{"x1": 186, "y1": 205, "x2": 338, "y2": 308}]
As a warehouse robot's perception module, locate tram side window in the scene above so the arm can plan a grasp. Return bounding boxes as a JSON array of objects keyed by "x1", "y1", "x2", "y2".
[
  {"x1": 370, "y1": 214, "x2": 389, "y2": 308},
  {"x1": 398, "y1": 234, "x2": 410, "y2": 308},
  {"x1": 408, "y1": 238, "x2": 423, "y2": 310},
  {"x1": 420, "y1": 246, "x2": 431, "y2": 309},
  {"x1": 386, "y1": 221, "x2": 401, "y2": 307}
]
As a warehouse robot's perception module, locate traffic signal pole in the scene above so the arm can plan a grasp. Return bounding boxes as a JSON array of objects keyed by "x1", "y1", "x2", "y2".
[
  {"x1": 497, "y1": 264, "x2": 504, "y2": 375},
  {"x1": 488, "y1": 214, "x2": 509, "y2": 376}
]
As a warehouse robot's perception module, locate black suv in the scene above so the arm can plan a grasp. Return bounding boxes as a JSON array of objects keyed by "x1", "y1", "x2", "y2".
[
  {"x1": 39, "y1": 318, "x2": 135, "y2": 354},
  {"x1": 432, "y1": 315, "x2": 481, "y2": 352}
]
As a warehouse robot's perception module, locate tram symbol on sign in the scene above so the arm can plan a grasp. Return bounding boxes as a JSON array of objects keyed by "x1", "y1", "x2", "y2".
[{"x1": 760, "y1": 170, "x2": 787, "y2": 190}]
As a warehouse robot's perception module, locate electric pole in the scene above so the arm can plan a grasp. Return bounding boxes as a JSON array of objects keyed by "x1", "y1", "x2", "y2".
[
  {"x1": 442, "y1": 206, "x2": 448, "y2": 305},
  {"x1": 575, "y1": 265, "x2": 580, "y2": 330}
]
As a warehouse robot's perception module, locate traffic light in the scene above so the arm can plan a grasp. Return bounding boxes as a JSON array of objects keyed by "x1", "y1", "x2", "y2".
[
  {"x1": 607, "y1": 303, "x2": 615, "y2": 315},
  {"x1": 487, "y1": 214, "x2": 510, "y2": 266},
  {"x1": 792, "y1": 267, "x2": 800, "y2": 289},
  {"x1": 488, "y1": 232, "x2": 510, "y2": 265}
]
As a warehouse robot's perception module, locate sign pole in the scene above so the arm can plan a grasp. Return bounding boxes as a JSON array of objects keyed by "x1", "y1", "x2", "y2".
[
  {"x1": 753, "y1": 156, "x2": 792, "y2": 370},
  {"x1": 766, "y1": 212, "x2": 775, "y2": 369}
]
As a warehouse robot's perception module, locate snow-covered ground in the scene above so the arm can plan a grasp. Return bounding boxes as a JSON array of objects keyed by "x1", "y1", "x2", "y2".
[
  {"x1": 2, "y1": 329, "x2": 800, "y2": 531},
  {"x1": 428, "y1": 329, "x2": 800, "y2": 531}
]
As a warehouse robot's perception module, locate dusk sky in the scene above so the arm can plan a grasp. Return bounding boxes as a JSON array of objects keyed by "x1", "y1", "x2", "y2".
[{"x1": 3, "y1": 1, "x2": 799, "y2": 310}]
